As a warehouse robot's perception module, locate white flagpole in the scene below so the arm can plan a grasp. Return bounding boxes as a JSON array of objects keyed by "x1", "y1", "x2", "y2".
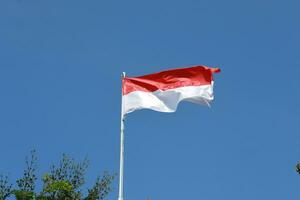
[{"x1": 118, "y1": 72, "x2": 126, "y2": 200}]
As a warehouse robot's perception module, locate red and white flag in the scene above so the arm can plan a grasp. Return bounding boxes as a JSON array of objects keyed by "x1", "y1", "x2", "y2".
[{"x1": 122, "y1": 66, "x2": 220, "y2": 116}]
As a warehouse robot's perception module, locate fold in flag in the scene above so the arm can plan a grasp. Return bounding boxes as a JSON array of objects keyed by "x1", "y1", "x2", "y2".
[{"x1": 122, "y1": 65, "x2": 220, "y2": 116}]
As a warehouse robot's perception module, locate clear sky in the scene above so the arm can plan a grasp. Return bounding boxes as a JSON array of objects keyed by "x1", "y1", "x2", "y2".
[{"x1": 0, "y1": 0, "x2": 299, "y2": 199}]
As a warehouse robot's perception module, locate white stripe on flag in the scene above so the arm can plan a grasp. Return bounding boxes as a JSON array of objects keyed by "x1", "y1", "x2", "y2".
[{"x1": 122, "y1": 83, "x2": 214, "y2": 115}]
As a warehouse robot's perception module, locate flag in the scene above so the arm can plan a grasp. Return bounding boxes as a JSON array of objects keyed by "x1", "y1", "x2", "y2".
[{"x1": 122, "y1": 65, "x2": 220, "y2": 116}]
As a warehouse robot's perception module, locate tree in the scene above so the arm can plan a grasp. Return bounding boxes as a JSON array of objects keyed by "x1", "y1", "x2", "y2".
[
  {"x1": 0, "y1": 175, "x2": 12, "y2": 200},
  {"x1": 0, "y1": 151, "x2": 115, "y2": 200},
  {"x1": 296, "y1": 163, "x2": 300, "y2": 174}
]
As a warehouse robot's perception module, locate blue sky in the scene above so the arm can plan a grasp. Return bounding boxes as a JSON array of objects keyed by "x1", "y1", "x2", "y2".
[{"x1": 0, "y1": 0, "x2": 299, "y2": 199}]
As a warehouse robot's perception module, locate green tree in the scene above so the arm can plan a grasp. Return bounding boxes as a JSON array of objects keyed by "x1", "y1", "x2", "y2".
[
  {"x1": 1, "y1": 151, "x2": 115, "y2": 200},
  {"x1": 296, "y1": 163, "x2": 300, "y2": 174},
  {"x1": 0, "y1": 174, "x2": 12, "y2": 200},
  {"x1": 13, "y1": 150, "x2": 37, "y2": 200}
]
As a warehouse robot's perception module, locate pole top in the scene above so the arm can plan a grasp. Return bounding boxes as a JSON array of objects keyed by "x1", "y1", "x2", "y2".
[{"x1": 121, "y1": 72, "x2": 126, "y2": 78}]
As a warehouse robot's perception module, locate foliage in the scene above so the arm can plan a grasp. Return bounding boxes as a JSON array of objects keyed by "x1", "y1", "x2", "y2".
[
  {"x1": 49, "y1": 154, "x2": 89, "y2": 190},
  {"x1": 12, "y1": 190, "x2": 35, "y2": 200},
  {"x1": 296, "y1": 163, "x2": 300, "y2": 174},
  {"x1": 0, "y1": 151, "x2": 115, "y2": 200},
  {"x1": 16, "y1": 150, "x2": 38, "y2": 192},
  {"x1": 0, "y1": 174, "x2": 12, "y2": 200},
  {"x1": 85, "y1": 172, "x2": 115, "y2": 200},
  {"x1": 43, "y1": 180, "x2": 73, "y2": 193}
]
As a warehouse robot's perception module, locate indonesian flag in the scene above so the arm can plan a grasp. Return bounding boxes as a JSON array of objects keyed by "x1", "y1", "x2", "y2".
[{"x1": 122, "y1": 66, "x2": 220, "y2": 116}]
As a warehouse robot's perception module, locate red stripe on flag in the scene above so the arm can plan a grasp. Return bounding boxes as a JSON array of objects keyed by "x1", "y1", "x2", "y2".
[{"x1": 122, "y1": 66, "x2": 220, "y2": 95}]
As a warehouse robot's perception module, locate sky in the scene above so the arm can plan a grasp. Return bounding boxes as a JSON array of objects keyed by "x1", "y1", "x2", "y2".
[{"x1": 0, "y1": 0, "x2": 299, "y2": 199}]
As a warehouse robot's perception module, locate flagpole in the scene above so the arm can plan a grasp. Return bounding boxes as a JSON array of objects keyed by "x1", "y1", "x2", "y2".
[{"x1": 118, "y1": 72, "x2": 126, "y2": 200}]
